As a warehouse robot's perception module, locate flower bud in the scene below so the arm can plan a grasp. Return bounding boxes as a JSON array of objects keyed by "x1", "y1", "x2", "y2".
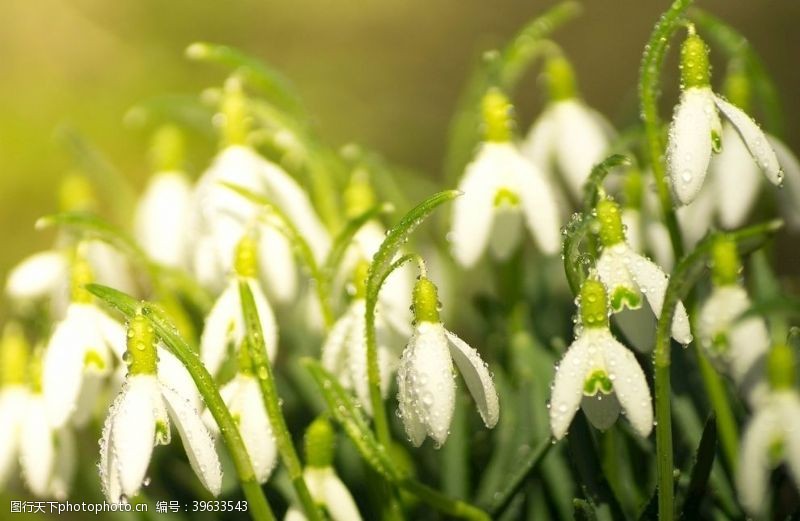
[{"x1": 304, "y1": 416, "x2": 335, "y2": 469}]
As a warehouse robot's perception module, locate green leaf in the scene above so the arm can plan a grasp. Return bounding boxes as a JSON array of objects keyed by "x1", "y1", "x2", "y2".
[
  {"x1": 487, "y1": 435, "x2": 553, "y2": 516},
  {"x1": 187, "y1": 42, "x2": 307, "y2": 120},
  {"x1": 301, "y1": 358, "x2": 399, "y2": 481},
  {"x1": 679, "y1": 414, "x2": 717, "y2": 520},
  {"x1": 85, "y1": 284, "x2": 275, "y2": 521}
]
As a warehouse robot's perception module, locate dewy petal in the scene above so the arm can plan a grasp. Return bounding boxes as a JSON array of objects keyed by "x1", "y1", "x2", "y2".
[
  {"x1": 769, "y1": 135, "x2": 800, "y2": 230},
  {"x1": 713, "y1": 123, "x2": 762, "y2": 229},
  {"x1": 676, "y1": 180, "x2": 716, "y2": 250},
  {"x1": 284, "y1": 507, "x2": 307, "y2": 521},
  {"x1": 596, "y1": 245, "x2": 640, "y2": 312},
  {"x1": 100, "y1": 389, "x2": 122, "y2": 502},
  {"x1": 257, "y1": 223, "x2": 298, "y2": 303},
  {"x1": 0, "y1": 388, "x2": 26, "y2": 486},
  {"x1": 514, "y1": 150, "x2": 562, "y2": 255},
  {"x1": 580, "y1": 393, "x2": 620, "y2": 432},
  {"x1": 444, "y1": 330, "x2": 499, "y2": 428},
  {"x1": 91, "y1": 305, "x2": 128, "y2": 360},
  {"x1": 667, "y1": 87, "x2": 715, "y2": 205},
  {"x1": 397, "y1": 322, "x2": 455, "y2": 447},
  {"x1": 158, "y1": 345, "x2": 202, "y2": 411},
  {"x1": 396, "y1": 348, "x2": 427, "y2": 447},
  {"x1": 737, "y1": 405, "x2": 777, "y2": 514},
  {"x1": 20, "y1": 397, "x2": 55, "y2": 497},
  {"x1": 552, "y1": 100, "x2": 612, "y2": 198},
  {"x1": 113, "y1": 376, "x2": 159, "y2": 498},
  {"x1": 345, "y1": 301, "x2": 374, "y2": 414},
  {"x1": 713, "y1": 94, "x2": 782, "y2": 186},
  {"x1": 134, "y1": 171, "x2": 192, "y2": 268},
  {"x1": 550, "y1": 335, "x2": 590, "y2": 440},
  {"x1": 229, "y1": 375, "x2": 277, "y2": 483},
  {"x1": 622, "y1": 248, "x2": 692, "y2": 345},
  {"x1": 620, "y1": 208, "x2": 642, "y2": 253},
  {"x1": 161, "y1": 385, "x2": 222, "y2": 495},
  {"x1": 319, "y1": 468, "x2": 364, "y2": 521},
  {"x1": 5, "y1": 250, "x2": 68, "y2": 301},
  {"x1": 450, "y1": 144, "x2": 501, "y2": 268},
  {"x1": 603, "y1": 336, "x2": 653, "y2": 437}
]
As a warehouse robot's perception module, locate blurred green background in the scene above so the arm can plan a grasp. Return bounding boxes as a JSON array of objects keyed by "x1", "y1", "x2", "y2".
[{"x1": 1, "y1": 0, "x2": 799, "y2": 286}]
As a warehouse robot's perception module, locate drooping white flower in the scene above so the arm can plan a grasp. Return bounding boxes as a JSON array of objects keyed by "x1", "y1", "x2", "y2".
[
  {"x1": 550, "y1": 279, "x2": 653, "y2": 439},
  {"x1": 737, "y1": 390, "x2": 800, "y2": 514},
  {"x1": 5, "y1": 251, "x2": 68, "y2": 303},
  {"x1": 200, "y1": 237, "x2": 278, "y2": 377},
  {"x1": 134, "y1": 171, "x2": 193, "y2": 268},
  {"x1": 666, "y1": 32, "x2": 782, "y2": 206},
  {"x1": 522, "y1": 53, "x2": 613, "y2": 200},
  {"x1": 594, "y1": 199, "x2": 692, "y2": 345},
  {"x1": 21, "y1": 394, "x2": 76, "y2": 499},
  {"x1": 0, "y1": 325, "x2": 32, "y2": 488},
  {"x1": 204, "y1": 373, "x2": 277, "y2": 484},
  {"x1": 100, "y1": 314, "x2": 221, "y2": 503},
  {"x1": 42, "y1": 301, "x2": 127, "y2": 428},
  {"x1": 396, "y1": 277, "x2": 499, "y2": 447}
]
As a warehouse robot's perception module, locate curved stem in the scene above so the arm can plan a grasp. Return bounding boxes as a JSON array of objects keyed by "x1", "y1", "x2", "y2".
[
  {"x1": 239, "y1": 281, "x2": 322, "y2": 521},
  {"x1": 639, "y1": 0, "x2": 694, "y2": 263}
]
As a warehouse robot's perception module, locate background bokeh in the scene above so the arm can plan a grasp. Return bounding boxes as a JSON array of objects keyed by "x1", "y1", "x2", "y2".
[{"x1": 1, "y1": 0, "x2": 799, "y2": 295}]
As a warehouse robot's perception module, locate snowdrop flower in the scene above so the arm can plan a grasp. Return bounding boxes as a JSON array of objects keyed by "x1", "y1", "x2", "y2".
[
  {"x1": 397, "y1": 276, "x2": 499, "y2": 447},
  {"x1": 200, "y1": 235, "x2": 278, "y2": 377},
  {"x1": 737, "y1": 344, "x2": 800, "y2": 515},
  {"x1": 42, "y1": 256, "x2": 127, "y2": 428},
  {"x1": 283, "y1": 417, "x2": 362, "y2": 521},
  {"x1": 522, "y1": 53, "x2": 613, "y2": 200},
  {"x1": 594, "y1": 198, "x2": 692, "y2": 345},
  {"x1": 190, "y1": 79, "x2": 329, "y2": 300},
  {"x1": 666, "y1": 28, "x2": 782, "y2": 206},
  {"x1": 0, "y1": 325, "x2": 32, "y2": 487},
  {"x1": 134, "y1": 126, "x2": 193, "y2": 269},
  {"x1": 100, "y1": 313, "x2": 221, "y2": 503},
  {"x1": 550, "y1": 278, "x2": 653, "y2": 439},
  {"x1": 321, "y1": 262, "x2": 406, "y2": 414},
  {"x1": 698, "y1": 237, "x2": 769, "y2": 403},
  {"x1": 450, "y1": 88, "x2": 561, "y2": 268}
]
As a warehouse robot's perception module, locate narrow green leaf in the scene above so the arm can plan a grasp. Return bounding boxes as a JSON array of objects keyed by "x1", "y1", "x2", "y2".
[
  {"x1": 487, "y1": 436, "x2": 553, "y2": 516},
  {"x1": 187, "y1": 42, "x2": 307, "y2": 119},
  {"x1": 679, "y1": 414, "x2": 717, "y2": 520},
  {"x1": 85, "y1": 284, "x2": 275, "y2": 521}
]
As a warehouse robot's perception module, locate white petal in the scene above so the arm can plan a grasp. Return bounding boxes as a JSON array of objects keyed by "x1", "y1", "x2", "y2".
[
  {"x1": 113, "y1": 376, "x2": 159, "y2": 498},
  {"x1": 70, "y1": 372, "x2": 105, "y2": 428},
  {"x1": 667, "y1": 88, "x2": 715, "y2": 205},
  {"x1": 5, "y1": 251, "x2": 68, "y2": 301},
  {"x1": 713, "y1": 95, "x2": 782, "y2": 186},
  {"x1": 676, "y1": 181, "x2": 716, "y2": 250},
  {"x1": 737, "y1": 406, "x2": 777, "y2": 514},
  {"x1": 596, "y1": 245, "x2": 640, "y2": 312},
  {"x1": 550, "y1": 336, "x2": 590, "y2": 440},
  {"x1": 243, "y1": 278, "x2": 279, "y2": 362},
  {"x1": 620, "y1": 208, "x2": 642, "y2": 253},
  {"x1": 444, "y1": 330, "x2": 499, "y2": 428},
  {"x1": 552, "y1": 100, "x2": 612, "y2": 198},
  {"x1": 603, "y1": 336, "x2": 653, "y2": 437},
  {"x1": 284, "y1": 507, "x2": 307, "y2": 521},
  {"x1": 228, "y1": 375, "x2": 277, "y2": 483},
  {"x1": 99, "y1": 390, "x2": 122, "y2": 502},
  {"x1": 321, "y1": 305, "x2": 358, "y2": 389},
  {"x1": 769, "y1": 136, "x2": 800, "y2": 229},
  {"x1": 450, "y1": 144, "x2": 500, "y2": 268},
  {"x1": 20, "y1": 397, "x2": 55, "y2": 497},
  {"x1": 713, "y1": 124, "x2": 762, "y2": 228},
  {"x1": 396, "y1": 349, "x2": 428, "y2": 447},
  {"x1": 521, "y1": 106, "x2": 556, "y2": 170},
  {"x1": 161, "y1": 385, "x2": 222, "y2": 495},
  {"x1": 319, "y1": 468, "x2": 363, "y2": 521},
  {"x1": 396, "y1": 322, "x2": 455, "y2": 447},
  {"x1": 345, "y1": 301, "x2": 373, "y2": 414},
  {"x1": 488, "y1": 206, "x2": 523, "y2": 261},
  {"x1": 622, "y1": 248, "x2": 692, "y2": 345},
  {"x1": 158, "y1": 345, "x2": 202, "y2": 411},
  {"x1": 513, "y1": 151, "x2": 562, "y2": 255},
  {"x1": 91, "y1": 305, "x2": 128, "y2": 360},
  {"x1": 134, "y1": 171, "x2": 193, "y2": 268},
  {"x1": 0, "y1": 388, "x2": 26, "y2": 486},
  {"x1": 257, "y1": 224, "x2": 298, "y2": 303},
  {"x1": 580, "y1": 393, "x2": 620, "y2": 431},
  {"x1": 200, "y1": 282, "x2": 239, "y2": 376}
]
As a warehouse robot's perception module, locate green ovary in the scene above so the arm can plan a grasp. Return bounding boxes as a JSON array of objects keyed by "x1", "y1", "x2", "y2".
[
  {"x1": 610, "y1": 286, "x2": 641, "y2": 312},
  {"x1": 493, "y1": 187, "x2": 519, "y2": 207},
  {"x1": 84, "y1": 349, "x2": 106, "y2": 371}
]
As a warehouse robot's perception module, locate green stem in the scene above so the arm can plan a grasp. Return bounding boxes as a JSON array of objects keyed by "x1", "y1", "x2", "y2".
[
  {"x1": 239, "y1": 281, "x2": 323, "y2": 521},
  {"x1": 694, "y1": 350, "x2": 739, "y2": 473},
  {"x1": 399, "y1": 479, "x2": 490, "y2": 521},
  {"x1": 639, "y1": 0, "x2": 693, "y2": 263},
  {"x1": 85, "y1": 284, "x2": 274, "y2": 521},
  {"x1": 653, "y1": 363, "x2": 675, "y2": 520}
]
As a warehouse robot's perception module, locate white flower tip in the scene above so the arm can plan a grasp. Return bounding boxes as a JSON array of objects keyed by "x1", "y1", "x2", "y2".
[
  {"x1": 444, "y1": 331, "x2": 499, "y2": 428},
  {"x1": 185, "y1": 42, "x2": 209, "y2": 59}
]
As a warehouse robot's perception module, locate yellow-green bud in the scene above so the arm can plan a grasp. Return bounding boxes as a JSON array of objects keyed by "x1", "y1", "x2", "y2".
[
  {"x1": 481, "y1": 88, "x2": 514, "y2": 143},
  {"x1": 545, "y1": 54, "x2": 578, "y2": 101},
  {"x1": 126, "y1": 313, "x2": 158, "y2": 376},
  {"x1": 234, "y1": 235, "x2": 259, "y2": 279},
  {"x1": 304, "y1": 416, "x2": 335, "y2": 468},
  {"x1": 344, "y1": 169, "x2": 377, "y2": 219},
  {"x1": 680, "y1": 31, "x2": 711, "y2": 89},
  {"x1": 711, "y1": 236, "x2": 740, "y2": 287},
  {"x1": 150, "y1": 125, "x2": 185, "y2": 172},
  {"x1": 596, "y1": 199, "x2": 625, "y2": 247},
  {"x1": 59, "y1": 172, "x2": 96, "y2": 213},
  {"x1": 580, "y1": 279, "x2": 609, "y2": 330},
  {"x1": 221, "y1": 78, "x2": 250, "y2": 147},
  {"x1": 412, "y1": 277, "x2": 440, "y2": 324},
  {"x1": 767, "y1": 343, "x2": 795, "y2": 391},
  {"x1": 1, "y1": 324, "x2": 29, "y2": 387},
  {"x1": 70, "y1": 253, "x2": 94, "y2": 304}
]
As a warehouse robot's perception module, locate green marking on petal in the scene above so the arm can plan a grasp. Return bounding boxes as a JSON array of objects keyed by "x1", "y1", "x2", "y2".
[
  {"x1": 84, "y1": 349, "x2": 106, "y2": 371},
  {"x1": 493, "y1": 187, "x2": 520, "y2": 208},
  {"x1": 711, "y1": 129, "x2": 722, "y2": 154},
  {"x1": 156, "y1": 419, "x2": 170, "y2": 445},
  {"x1": 583, "y1": 370, "x2": 614, "y2": 396},
  {"x1": 610, "y1": 286, "x2": 642, "y2": 312},
  {"x1": 710, "y1": 332, "x2": 729, "y2": 356}
]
